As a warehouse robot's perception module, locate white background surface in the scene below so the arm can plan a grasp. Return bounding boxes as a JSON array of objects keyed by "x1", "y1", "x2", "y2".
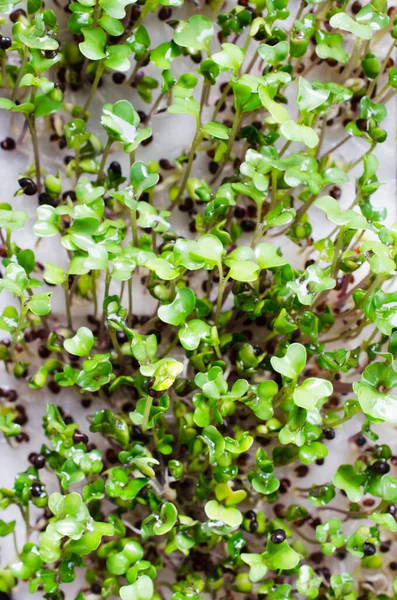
[{"x1": 0, "y1": 2, "x2": 396, "y2": 597}]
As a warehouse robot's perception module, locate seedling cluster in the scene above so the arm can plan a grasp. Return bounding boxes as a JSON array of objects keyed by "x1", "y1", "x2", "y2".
[{"x1": 0, "y1": 0, "x2": 397, "y2": 598}]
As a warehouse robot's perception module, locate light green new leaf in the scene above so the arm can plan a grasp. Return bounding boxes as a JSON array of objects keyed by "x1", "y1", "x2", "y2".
[
  {"x1": 28, "y1": 292, "x2": 52, "y2": 316},
  {"x1": 280, "y1": 120, "x2": 319, "y2": 149},
  {"x1": 294, "y1": 378, "x2": 333, "y2": 410},
  {"x1": 241, "y1": 553, "x2": 268, "y2": 582},
  {"x1": 79, "y1": 27, "x2": 107, "y2": 60},
  {"x1": 0, "y1": 209, "x2": 28, "y2": 231},
  {"x1": 255, "y1": 243, "x2": 287, "y2": 269},
  {"x1": 314, "y1": 196, "x2": 368, "y2": 230},
  {"x1": 297, "y1": 77, "x2": 330, "y2": 112},
  {"x1": 212, "y1": 43, "x2": 245, "y2": 73},
  {"x1": 259, "y1": 86, "x2": 289, "y2": 124},
  {"x1": 120, "y1": 576, "x2": 154, "y2": 600},
  {"x1": 173, "y1": 15, "x2": 213, "y2": 54},
  {"x1": 204, "y1": 500, "x2": 243, "y2": 527},
  {"x1": 353, "y1": 382, "x2": 397, "y2": 423},
  {"x1": 271, "y1": 343, "x2": 306, "y2": 379},
  {"x1": 329, "y1": 12, "x2": 372, "y2": 40},
  {"x1": 64, "y1": 327, "x2": 95, "y2": 357},
  {"x1": 158, "y1": 288, "x2": 196, "y2": 326},
  {"x1": 99, "y1": 0, "x2": 135, "y2": 19}
]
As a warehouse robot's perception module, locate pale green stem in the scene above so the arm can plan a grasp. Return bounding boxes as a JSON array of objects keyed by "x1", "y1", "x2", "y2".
[
  {"x1": 11, "y1": 48, "x2": 28, "y2": 102},
  {"x1": 142, "y1": 395, "x2": 153, "y2": 432},
  {"x1": 80, "y1": 60, "x2": 104, "y2": 118},
  {"x1": 127, "y1": 274, "x2": 133, "y2": 327},
  {"x1": 64, "y1": 279, "x2": 73, "y2": 330},
  {"x1": 130, "y1": 208, "x2": 138, "y2": 247},
  {"x1": 96, "y1": 137, "x2": 113, "y2": 185}
]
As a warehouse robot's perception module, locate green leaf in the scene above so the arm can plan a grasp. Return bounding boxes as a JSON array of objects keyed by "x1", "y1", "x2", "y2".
[
  {"x1": 64, "y1": 327, "x2": 95, "y2": 357},
  {"x1": 259, "y1": 86, "x2": 289, "y2": 123},
  {"x1": 0, "y1": 520, "x2": 16, "y2": 537},
  {"x1": 258, "y1": 41, "x2": 289, "y2": 65},
  {"x1": 99, "y1": 0, "x2": 134, "y2": 18},
  {"x1": 353, "y1": 383, "x2": 397, "y2": 423},
  {"x1": 241, "y1": 553, "x2": 268, "y2": 582},
  {"x1": 0, "y1": 209, "x2": 28, "y2": 231},
  {"x1": 315, "y1": 31, "x2": 348, "y2": 64},
  {"x1": 28, "y1": 292, "x2": 52, "y2": 316},
  {"x1": 120, "y1": 575, "x2": 154, "y2": 600},
  {"x1": 140, "y1": 358, "x2": 183, "y2": 391},
  {"x1": 329, "y1": 12, "x2": 372, "y2": 40},
  {"x1": 297, "y1": 77, "x2": 330, "y2": 112},
  {"x1": 204, "y1": 500, "x2": 243, "y2": 527},
  {"x1": 280, "y1": 120, "x2": 319, "y2": 149},
  {"x1": 255, "y1": 243, "x2": 287, "y2": 269},
  {"x1": 314, "y1": 196, "x2": 368, "y2": 229},
  {"x1": 0, "y1": 264, "x2": 28, "y2": 296},
  {"x1": 101, "y1": 100, "x2": 151, "y2": 152},
  {"x1": 333, "y1": 465, "x2": 365, "y2": 502},
  {"x1": 130, "y1": 161, "x2": 159, "y2": 197},
  {"x1": 293, "y1": 378, "x2": 333, "y2": 410},
  {"x1": 158, "y1": 288, "x2": 195, "y2": 326},
  {"x1": 266, "y1": 539, "x2": 300, "y2": 571},
  {"x1": 296, "y1": 565, "x2": 322, "y2": 599},
  {"x1": 104, "y1": 44, "x2": 131, "y2": 72},
  {"x1": 173, "y1": 15, "x2": 213, "y2": 54},
  {"x1": 202, "y1": 121, "x2": 230, "y2": 140},
  {"x1": 79, "y1": 27, "x2": 107, "y2": 60},
  {"x1": 212, "y1": 43, "x2": 244, "y2": 74},
  {"x1": 153, "y1": 502, "x2": 177, "y2": 535},
  {"x1": 178, "y1": 319, "x2": 212, "y2": 350},
  {"x1": 271, "y1": 343, "x2": 306, "y2": 379}
]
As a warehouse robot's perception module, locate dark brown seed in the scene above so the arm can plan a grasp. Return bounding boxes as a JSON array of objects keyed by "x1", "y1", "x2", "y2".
[
  {"x1": 38, "y1": 345, "x2": 51, "y2": 359},
  {"x1": 106, "y1": 448, "x2": 118, "y2": 464},
  {"x1": 295, "y1": 465, "x2": 309, "y2": 478},
  {"x1": 29, "y1": 453, "x2": 46, "y2": 469},
  {"x1": 159, "y1": 159, "x2": 174, "y2": 170},
  {"x1": 208, "y1": 161, "x2": 218, "y2": 174},
  {"x1": 1, "y1": 137, "x2": 15, "y2": 150},
  {"x1": 73, "y1": 431, "x2": 89, "y2": 445},
  {"x1": 351, "y1": 0, "x2": 362, "y2": 13},
  {"x1": 310, "y1": 552, "x2": 324, "y2": 564},
  {"x1": 355, "y1": 434, "x2": 366, "y2": 447},
  {"x1": 48, "y1": 381, "x2": 61, "y2": 395},
  {"x1": 241, "y1": 219, "x2": 256, "y2": 232},
  {"x1": 18, "y1": 177, "x2": 37, "y2": 196},
  {"x1": 5, "y1": 389, "x2": 18, "y2": 402},
  {"x1": 30, "y1": 483, "x2": 44, "y2": 497},
  {"x1": 141, "y1": 135, "x2": 153, "y2": 146},
  {"x1": 330, "y1": 186, "x2": 342, "y2": 199},
  {"x1": 112, "y1": 72, "x2": 125, "y2": 84},
  {"x1": 158, "y1": 6, "x2": 172, "y2": 20},
  {"x1": 271, "y1": 529, "x2": 286, "y2": 544},
  {"x1": 14, "y1": 406, "x2": 27, "y2": 426},
  {"x1": 10, "y1": 8, "x2": 27, "y2": 21},
  {"x1": 234, "y1": 206, "x2": 246, "y2": 219},
  {"x1": 0, "y1": 36, "x2": 12, "y2": 50},
  {"x1": 362, "y1": 498, "x2": 375, "y2": 507},
  {"x1": 323, "y1": 428, "x2": 335, "y2": 440},
  {"x1": 363, "y1": 542, "x2": 376, "y2": 556},
  {"x1": 372, "y1": 460, "x2": 390, "y2": 474}
]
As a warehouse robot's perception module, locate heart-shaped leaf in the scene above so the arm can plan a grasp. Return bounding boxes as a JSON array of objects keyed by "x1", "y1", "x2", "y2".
[
  {"x1": 158, "y1": 288, "x2": 196, "y2": 326},
  {"x1": 271, "y1": 343, "x2": 306, "y2": 379},
  {"x1": 64, "y1": 327, "x2": 95, "y2": 357},
  {"x1": 280, "y1": 120, "x2": 319, "y2": 149}
]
